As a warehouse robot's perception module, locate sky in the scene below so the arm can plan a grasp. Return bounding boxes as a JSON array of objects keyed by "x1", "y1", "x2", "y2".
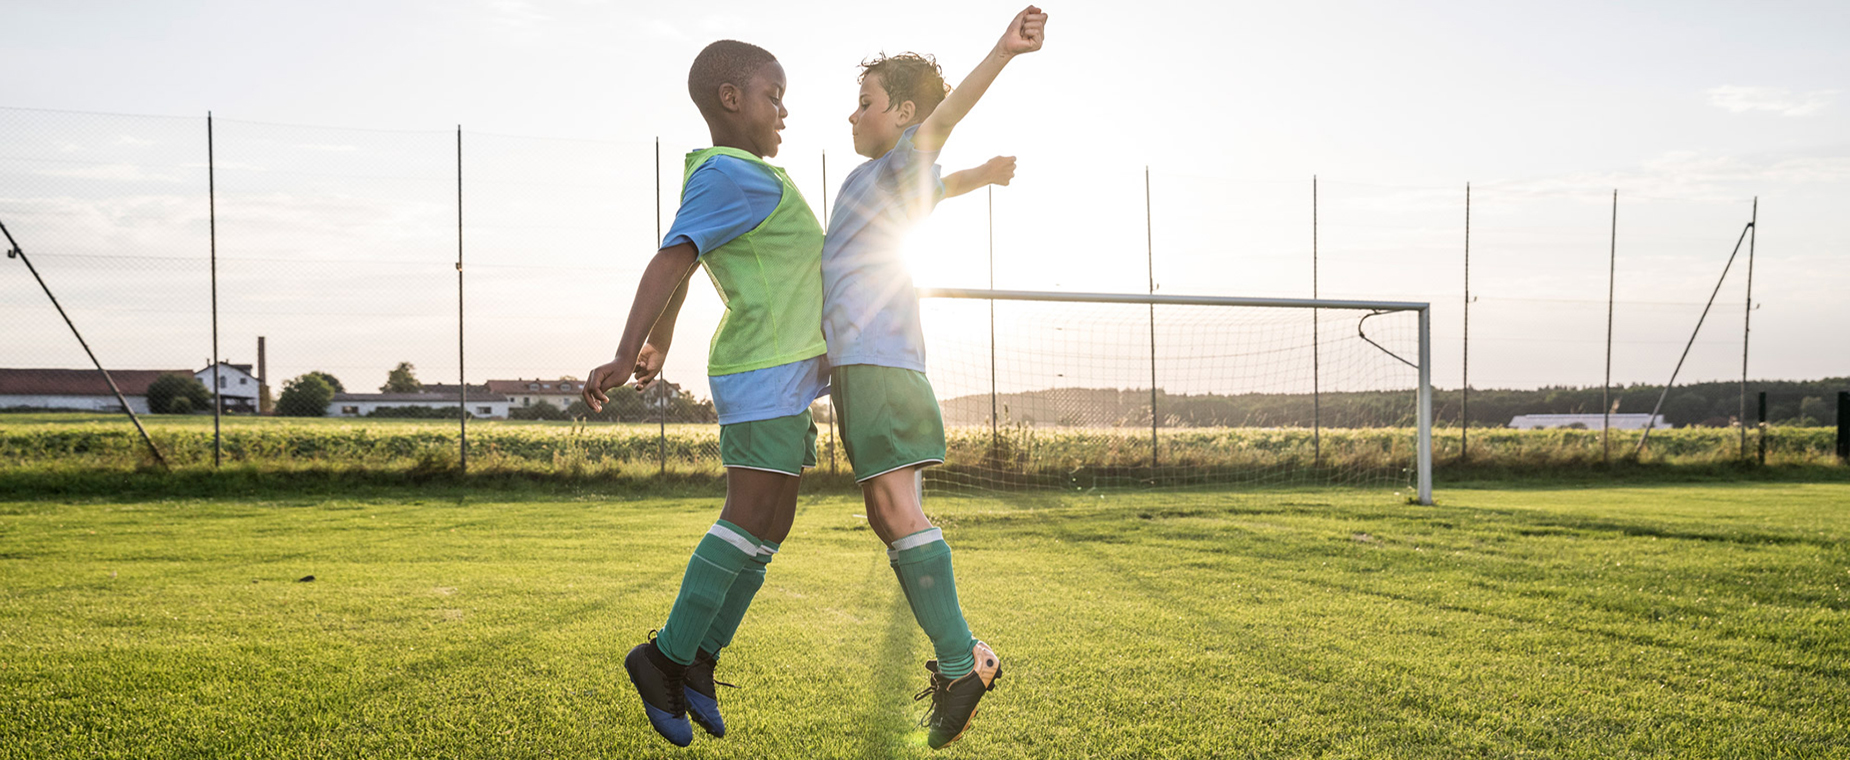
[{"x1": 3, "y1": 0, "x2": 1847, "y2": 405}]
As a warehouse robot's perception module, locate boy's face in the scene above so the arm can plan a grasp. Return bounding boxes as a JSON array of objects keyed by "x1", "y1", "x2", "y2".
[
  {"x1": 734, "y1": 61, "x2": 789, "y2": 158},
  {"x1": 848, "y1": 73, "x2": 914, "y2": 159}
]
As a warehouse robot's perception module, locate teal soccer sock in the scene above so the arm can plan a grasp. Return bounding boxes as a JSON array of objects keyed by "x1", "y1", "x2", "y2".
[
  {"x1": 889, "y1": 527, "x2": 978, "y2": 678},
  {"x1": 700, "y1": 538, "x2": 779, "y2": 655},
  {"x1": 656, "y1": 520, "x2": 761, "y2": 665}
]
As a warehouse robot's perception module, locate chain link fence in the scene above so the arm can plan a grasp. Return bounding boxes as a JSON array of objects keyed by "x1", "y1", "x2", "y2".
[{"x1": 2, "y1": 106, "x2": 1842, "y2": 481}]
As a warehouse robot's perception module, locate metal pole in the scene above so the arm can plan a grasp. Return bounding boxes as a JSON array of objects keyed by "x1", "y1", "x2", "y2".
[
  {"x1": 1461, "y1": 182, "x2": 1470, "y2": 462},
  {"x1": 1, "y1": 219, "x2": 167, "y2": 467},
  {"x1": 1417, "y1": 306, "x2": 1433, "y2": 505},
  {"x1": 457, "y1": 126, "x2": 467, "y2": 472},
  {"x1": 1837, "y1": 391, "x2": 1848, "y2": 464},
  {"x1": 209, "y1": 112, "x2": 221, "y2": 467},
  {"x1": 1312, "y1": 175, "x2": 1321, "y2": 466},
  {"x1": 1604, "y1": 189, "x2": 1616, "y2": 463},
  {"x1": 1637, "y1": 221, "x2": 1754, "y2": 455},
  {"x1": 1757, "y1": 390, "x2": 1767, "y2": 466},
  {"x1": 823, "y1": 148, "x2": 838, "y2": 476},
  {"x1": 989, "y1": 184, "x2": 998, "y2": 458},
  {"x1": 657, "y1": 137, "x2": 666, "y2": 476},
  {"x1": 1145, "y1": 167, "x2": 1158, "y2": 473},
  {"x1": 1741, "y1": 197, "x2": 1756, "y2": 460}
]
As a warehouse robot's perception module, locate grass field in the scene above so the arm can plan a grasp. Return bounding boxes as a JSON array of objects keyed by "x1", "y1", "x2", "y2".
[{"x1": 2, "y1": 483, "x2": 1845, "y2": 758}]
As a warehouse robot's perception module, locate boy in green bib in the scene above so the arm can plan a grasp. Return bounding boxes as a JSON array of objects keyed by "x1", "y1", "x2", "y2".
[
  {"x1": 823, "y1": 5, "x2": 1048, "y2": 750},
  {"x1": 583, "y1": 40, "x2": 827, "y2": 747}
]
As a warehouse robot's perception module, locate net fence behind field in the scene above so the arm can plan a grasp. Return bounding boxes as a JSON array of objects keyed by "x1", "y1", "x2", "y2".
[
  {"x1": 918, "y1": 293, "x2": 1425, "y2": 494},
  {"x1": 4, "y1": 106, "x2": 1839, "y2": 481}
]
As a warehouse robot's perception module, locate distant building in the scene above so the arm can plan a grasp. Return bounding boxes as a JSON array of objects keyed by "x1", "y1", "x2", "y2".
[
  {"x1": 328, "y1": 384, "x2": 510, "y2": 419},
  {"x1": 0, "y1": 368, "x2": 186, "y2": 414},
  {"x1": 487, "y1": 378, "x2": 585, "y2": 410},
  {"x1": 1508, "y1": 413, "x2": 1668, "y2": 430},
  {"x1": 0, "y1": 366, "x2": 257, "y2": 414},
  {"x1": 195, "y1": 362, "x2": 259, "y2": 414}
]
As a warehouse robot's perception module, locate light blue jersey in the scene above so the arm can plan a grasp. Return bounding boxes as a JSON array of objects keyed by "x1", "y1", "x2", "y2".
[
  {"x1": 663, "y1": 154, "x2": 829, "y2": 425},
  {"x1": 822, "y1": 124, "x2": 944, "y2": 372}
]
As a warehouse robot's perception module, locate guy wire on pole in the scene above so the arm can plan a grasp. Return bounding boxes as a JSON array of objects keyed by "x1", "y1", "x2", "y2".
[{"x1": 1, "y1": 218, "x2": 168, "y2": 467}]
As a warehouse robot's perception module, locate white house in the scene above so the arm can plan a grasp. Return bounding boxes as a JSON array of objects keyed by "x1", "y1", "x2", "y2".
[
  {"x1": 327, "y1": 386, "x2": 510, "y2": 419},
  {"x1": 195, "y1": 363, "x2": 259, "y2": 413},
  {"x1": 488, "y1": 378, "x2": 586, "y2": 410},
  {"x1": 1508, "y1": 413, "x2": 1669, "y2": 430}
]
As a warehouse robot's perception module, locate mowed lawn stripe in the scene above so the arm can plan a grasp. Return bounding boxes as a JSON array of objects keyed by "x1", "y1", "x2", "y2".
[{"x1": 1, "y1": 484, "x2": 1845, "y2": 758}]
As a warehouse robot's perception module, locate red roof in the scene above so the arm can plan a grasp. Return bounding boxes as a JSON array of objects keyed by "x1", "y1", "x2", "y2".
[{"x1": 0, "y1": 368, "x2": 193, "y2": 396}]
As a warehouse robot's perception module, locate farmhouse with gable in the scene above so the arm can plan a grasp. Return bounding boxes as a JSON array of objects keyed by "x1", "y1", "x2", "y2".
[{"x1": 0, "y1": 364, "x2": 259, "y2": 414}]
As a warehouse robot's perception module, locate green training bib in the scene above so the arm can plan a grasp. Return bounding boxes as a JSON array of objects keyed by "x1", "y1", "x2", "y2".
[{"x1": 681, "y1": 148, "x2": 828, "y2": 376}]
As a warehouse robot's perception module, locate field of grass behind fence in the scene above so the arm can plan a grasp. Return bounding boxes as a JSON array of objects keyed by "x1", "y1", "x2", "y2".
[{"x1": 1, "y1": 413, "x2": 1841, "y2": 489}]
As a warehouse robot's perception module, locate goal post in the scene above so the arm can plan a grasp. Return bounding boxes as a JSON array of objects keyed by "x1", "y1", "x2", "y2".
[{"x1": 915, "y1": 287, "x2": 1434, "y2": 505}]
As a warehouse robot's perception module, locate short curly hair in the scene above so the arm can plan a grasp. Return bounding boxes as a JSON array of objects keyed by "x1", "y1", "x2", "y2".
[
  {"x1": 688, "y1": 40, "x2": 779, "y2": 119},
  {"x1": 859, "y1": 52, "x2": 949, "y2": 121}
]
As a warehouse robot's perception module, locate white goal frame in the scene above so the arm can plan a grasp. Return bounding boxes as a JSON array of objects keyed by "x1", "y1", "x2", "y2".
[{"x1": 918, "y1": 287, "x2": 1434, "y2": 505}]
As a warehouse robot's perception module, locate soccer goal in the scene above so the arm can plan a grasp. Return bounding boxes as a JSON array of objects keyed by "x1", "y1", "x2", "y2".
[{"x1": 914, "y1": 288, "x2": 1433, "y2": 504}]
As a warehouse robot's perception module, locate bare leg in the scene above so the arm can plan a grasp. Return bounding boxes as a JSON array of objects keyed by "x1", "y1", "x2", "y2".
[
  {"x1": 720, "y1": 467, "x2": 801, "y2": 542},
  {"x1": 861, "y1": 465, "x2": 931, "y2": 545}
]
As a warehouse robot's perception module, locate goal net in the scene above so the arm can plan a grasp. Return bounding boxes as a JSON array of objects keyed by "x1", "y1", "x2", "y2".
[{"x1": 913, "y1": 289, "x2": 1433, "y2": 502}]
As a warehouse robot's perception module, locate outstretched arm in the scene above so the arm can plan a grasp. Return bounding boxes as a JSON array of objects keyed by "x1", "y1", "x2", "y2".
[
  {"x1": 583, "y1": 242, "x2": 700, "y2": 411},
  {"x1": 942, "y1": 155, "x2": 1017, "y2": 199},
  {"x1": 912, "y1": 5, "x2": 1048, "y2": 153}
]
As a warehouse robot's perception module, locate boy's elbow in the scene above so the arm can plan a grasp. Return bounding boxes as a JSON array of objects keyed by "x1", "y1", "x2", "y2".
[{"x1": 653, "y1": 242, "x2": 700, "y2": 268}]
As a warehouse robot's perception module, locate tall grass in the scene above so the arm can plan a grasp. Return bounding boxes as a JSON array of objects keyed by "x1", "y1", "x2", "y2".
[{"x1": 2, "y1": 414, "x2": 1839, "y2": 493}]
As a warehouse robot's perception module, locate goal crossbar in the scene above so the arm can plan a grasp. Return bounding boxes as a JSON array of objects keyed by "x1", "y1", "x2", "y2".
[
  {"x1": 917, "y1": 287, "x2": 1434, "y2": 505},
  {"x1": 919, "y1": 287, "x2": 1429, "y2": 313}
]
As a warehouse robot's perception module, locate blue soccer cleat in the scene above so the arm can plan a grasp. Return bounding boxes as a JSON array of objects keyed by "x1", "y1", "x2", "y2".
[
  {"x1": 624, "y1": 637, "x2": 693, "y2": 747},
  {"x1": 683, "y1": 648, "x2": 732, "y2": 738}
]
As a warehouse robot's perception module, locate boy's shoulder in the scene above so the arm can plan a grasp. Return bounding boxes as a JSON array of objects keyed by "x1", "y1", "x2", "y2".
[
  {"x1": 692, "y1": 151, "x2": 776, "y2": 182},
  {"x1": 683, "y1": 152, "x2": 783, "y2": 203}
]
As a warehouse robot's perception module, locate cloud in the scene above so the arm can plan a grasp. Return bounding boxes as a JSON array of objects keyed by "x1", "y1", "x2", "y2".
[
  {"x1": 481, "y1": 0, "x2": 551, "y2": 27},
  {"x1": 646, "y1": 19, "x2": 687, "y2": 41},
  {"x1": 1473, "y1": 147, "x2": 1850, "y2": 205},
  {"x1": 1706, "y1": 86, "x2": 1838, "y2": 117},
  {"x1": 36, "y1": 164, "x2": 184, "y2": 183}
]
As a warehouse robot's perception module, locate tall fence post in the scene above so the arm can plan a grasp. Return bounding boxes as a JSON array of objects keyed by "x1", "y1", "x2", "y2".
[
  {"x1": 1757, "y1": 390, "x2": 1767, "y2": 466},
  {"x1": 456, "y1": 126, "x2": 467, "y2": 473},
  {"x1": 988, "y1": 184, "x2": 998, "y2": 463},
  {"x1": 1837, "y1": 391, "x2": 1848, "y2": 464},
  {"x1": 1461, "y1": 181, "x2": 1471, "y2": 463},
  {"x1": 822, "y1": 149, "x2": 838, "y2": 476},
  {"x1": 1604, "y1": 189, "x2": 1617, "y2": 464},
  {"x1": 208, "y1": 112, "x2": 221, "y2": 468},
  {"x1": 657, "y1": 137, "x2": 666, "y2": 477},
  {"x1": 1311, "y1": 175, "x2": 1320, "y2": 467},
  {"x1": 1145, "y1": 167, "x2": 1158, "y2": 474}
]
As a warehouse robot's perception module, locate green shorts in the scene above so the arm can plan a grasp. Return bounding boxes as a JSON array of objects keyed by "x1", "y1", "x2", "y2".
[
  {"x1": 830, "y1": 364, "x2": 947, "y2": 482},
  {"x1": 719, "y1": 409, "x2": 818, "y2": 476}
]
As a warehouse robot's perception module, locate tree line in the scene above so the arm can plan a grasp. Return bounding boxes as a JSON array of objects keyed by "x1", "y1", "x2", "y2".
[{"x1": 939, "y1": 377, "x2": 1847, "y2": 429}]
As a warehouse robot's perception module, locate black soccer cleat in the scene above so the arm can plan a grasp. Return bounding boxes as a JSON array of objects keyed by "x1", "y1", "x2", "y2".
[
  {"x1": 914, "y1": 641, "x2": 1003, "y2": 750},
  {"x1": 623, "y1": 636, "x2": 693, "y2": 747},
  {"x1": 683, "y1": 648, "x2": 734, "y2": 738}
]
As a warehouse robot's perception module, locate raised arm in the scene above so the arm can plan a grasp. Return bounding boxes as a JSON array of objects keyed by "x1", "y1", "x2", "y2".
[
  {"x1": 584, "y1": 242, "x2": 700, "y2": 412},
  {"x1": 942, "y1": 155, "x2": 1017, "y2": 199},
  {"x1": 912, "y1": 5, "x2": 1048, "y2": 153}
]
